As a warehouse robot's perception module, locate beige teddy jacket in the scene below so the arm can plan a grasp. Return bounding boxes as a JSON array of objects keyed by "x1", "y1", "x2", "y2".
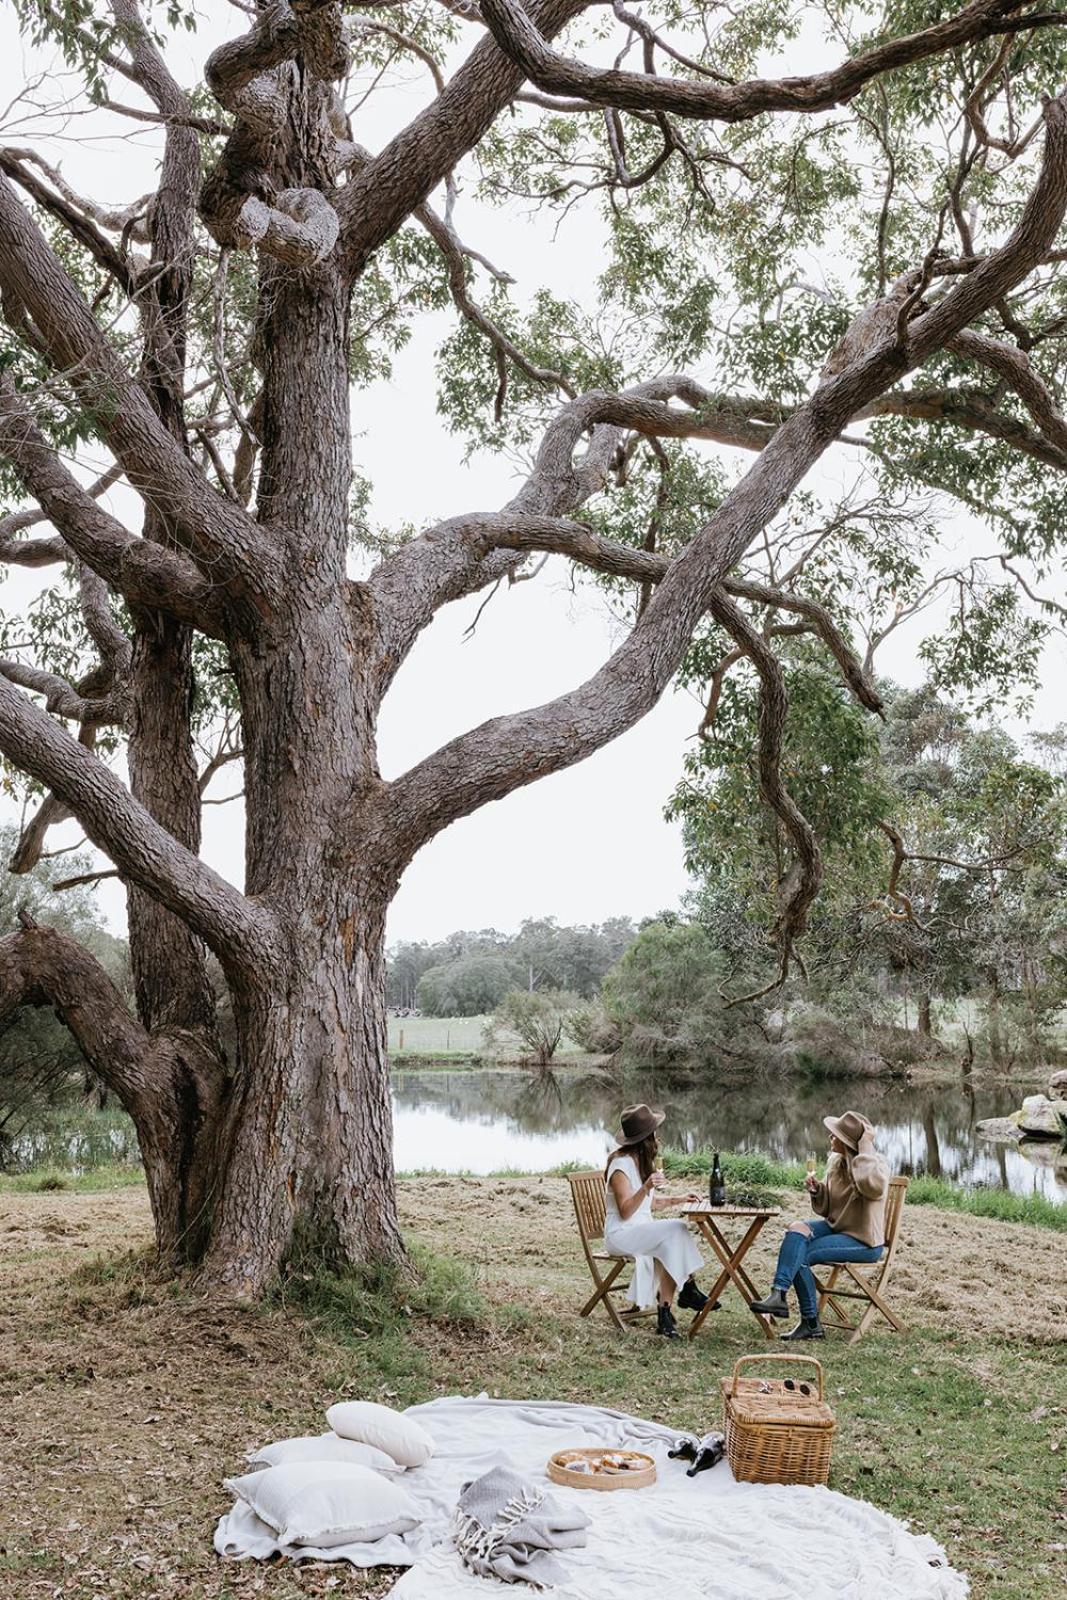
[{"x1": 810, "y1": 1130, "x2": 890, "y2": 1247}]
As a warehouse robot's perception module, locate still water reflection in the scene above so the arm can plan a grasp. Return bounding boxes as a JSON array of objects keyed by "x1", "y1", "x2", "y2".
[
  {"x1": 8, "y1": 1070, "x2": 1065, "y2": 1202},
  {"x1": 392, "y1": 1069, "x2": 1067, "y2": 1202}
]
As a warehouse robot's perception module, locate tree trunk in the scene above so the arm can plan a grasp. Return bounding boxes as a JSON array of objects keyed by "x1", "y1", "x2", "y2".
[
  {"x1": 921, "y1": 1101, "x2": 942, "y2": 1178},
  {"x1": 986, "y1": 967, "x2": 1003, "y2": 1063},
  {"x1": 917, "y1": 991, "x2": 932, "y2": 1037},
  {"x1": 196, "y1": 890, "x2": 402, "y2": 1295},
  {"x1": 186, "y1": 255, "x2": 404, "y2": 1295}
]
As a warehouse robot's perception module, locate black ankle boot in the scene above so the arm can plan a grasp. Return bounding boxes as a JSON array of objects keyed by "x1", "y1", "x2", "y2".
[
  {"x1": 656, "y1": 1302, "x2": 680, "y2": 1340},
  {"x1": 784, "y1": 1315, "x2": 825, "y2": 1341},
  {"x1": 749, "y1": 1287, "x2": 790, "y2": 1318},
  {"x1": 678, "y1": 1279, "x2": 721, "y2": 1314},
  {"x1": 677, "y1": 1279, "x2": 706, "y2": 1312}
]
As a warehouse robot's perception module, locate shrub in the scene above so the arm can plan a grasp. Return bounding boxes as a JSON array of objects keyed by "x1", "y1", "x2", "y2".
[
  {"x1": 485, "y1": 989, "x2": 582, "y2": 1066},
  {"x1": 565, "y1": 1002, "x2": 622, "y2": 1055}
]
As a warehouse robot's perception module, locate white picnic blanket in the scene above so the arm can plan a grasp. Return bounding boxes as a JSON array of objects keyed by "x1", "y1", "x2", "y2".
[{"x1": 215, "y1": 1395, "x2": 968, "y2": 1599}]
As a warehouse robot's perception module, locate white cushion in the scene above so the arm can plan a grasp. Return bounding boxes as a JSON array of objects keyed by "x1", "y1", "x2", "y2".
[
  {"x1": 246, "y1": 1433, "x2": 401, "y2": 1473},
  {"x1": 224, "y1": 1461, "x2": 421, "y2": 1549},
  {"x1": 326, "y1": 1401, "x2": 434, "y2": 1468}
]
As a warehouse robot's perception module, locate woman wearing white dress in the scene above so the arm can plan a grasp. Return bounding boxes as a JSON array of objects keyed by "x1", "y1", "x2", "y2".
[{"x1": 604, "y1": 1103, "x2": 709, "y2": 1340}]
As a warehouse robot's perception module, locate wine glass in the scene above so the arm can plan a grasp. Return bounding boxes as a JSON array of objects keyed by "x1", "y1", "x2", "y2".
[{"x1": 806, "y1": 1152, "x2": 817, "y2": 1177}]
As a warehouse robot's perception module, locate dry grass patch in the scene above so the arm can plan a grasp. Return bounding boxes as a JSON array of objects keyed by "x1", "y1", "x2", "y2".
[{"x1": 1, "y1": 1178, "x2": 1065, "y2": 1600}]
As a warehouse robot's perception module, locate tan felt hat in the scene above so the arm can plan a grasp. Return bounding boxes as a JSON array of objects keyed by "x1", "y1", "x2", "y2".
[{"x1": 822, "y1": 1110, "x2": 871, "y2": 1153}]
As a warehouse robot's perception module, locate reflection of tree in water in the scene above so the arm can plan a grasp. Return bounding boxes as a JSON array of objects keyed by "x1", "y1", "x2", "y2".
[{"x1": 390, "y1": 1068, "x2": 1067, "y2": 1198}]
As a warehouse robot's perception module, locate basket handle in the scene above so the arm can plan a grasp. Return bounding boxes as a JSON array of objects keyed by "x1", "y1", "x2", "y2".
[{"x1": 730, "y1": 1353, "x2": 824, "y2": 1399}]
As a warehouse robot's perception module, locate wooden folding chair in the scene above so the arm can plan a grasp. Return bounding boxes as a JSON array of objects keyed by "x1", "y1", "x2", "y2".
[
  {"x1": 566, "y1": 1170, "x2": 653, "y2": 1332},
  {"x1": 813, "y1": 1176, "x2": 909, "y2": 1345}
]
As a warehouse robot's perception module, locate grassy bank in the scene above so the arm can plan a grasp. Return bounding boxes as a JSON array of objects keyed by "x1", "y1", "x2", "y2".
[
  {"x1": 5, "y1": 1147, "x2": 1066, "y2": 1234},
  {"x1": 1, "y1": 1177, "x2": 1065, "y2": 1599},
  {"x1": 657, "y1": 1149, "x2": 1067, "y2": 1233}
]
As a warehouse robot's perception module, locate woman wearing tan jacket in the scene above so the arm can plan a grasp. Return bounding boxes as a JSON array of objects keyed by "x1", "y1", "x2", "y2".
[{"x1": 750, "y1": 1110, "x2": 889, "y2": 1341}]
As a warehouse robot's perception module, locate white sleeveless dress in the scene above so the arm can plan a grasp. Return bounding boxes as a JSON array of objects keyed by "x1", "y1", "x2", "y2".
[{"x1": 603, "y1": 1154, "x2": 704, "y2": 1308}]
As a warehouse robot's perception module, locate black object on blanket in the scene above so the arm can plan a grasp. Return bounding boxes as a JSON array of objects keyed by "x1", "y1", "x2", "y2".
[
  {"x1": 453, "y1": 1466, "x2": 591, "y2": 1588},
  {"x1": 667, "y1": 1432, "x2": 726, "y2": 1476}
]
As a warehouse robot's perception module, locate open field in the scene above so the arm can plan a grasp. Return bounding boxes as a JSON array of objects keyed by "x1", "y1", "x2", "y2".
[
  {"x1": 386, "y1": 1014, "x2": 592, "y2": 1061},
  {"x1": 2, "y1": 1175, "x2": 1066, "y2": 1600}
]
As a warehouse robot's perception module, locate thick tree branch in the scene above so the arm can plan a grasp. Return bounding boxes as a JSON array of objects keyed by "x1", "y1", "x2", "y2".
[
  {"x1": 381, "y1": 90, "x2": 1067, "y2": 858},
  {"x1": 367, "y1": 376, "x2": 779, "y2": 684},
  {"x1": 947, "y1": 328, "x2": 1067, "y2": 456},
  {"x1": 0, "y1": 659, "x2": 124, "y2": 726},
  {"x1": 477, "y1": 0, "x2": 1044, "y2": 122},
  {"x1": 0, "y1": 175, "x2": 280, "y2": 619},
  {"x1": 0, "y1": 149, "x2": 139, "y2": 294},
  {"x1": 0, "y1": 920, "x2": 168, "y2": 1112},
  {"x1": 339, "y1": 0, "x2": 587, "y2": 276},
  {"x1": 0, "y1": 374, "x2": 228, "y2": 635},
  {"x1": 200, "y1": 0, "x2": 348, "y2": 265},
  {"x1": 865, "y1": 384, "x2": 1067, "y2": 472},
  {"x1": 0, "y1": 676, "x2": 281, "y2": 974}
]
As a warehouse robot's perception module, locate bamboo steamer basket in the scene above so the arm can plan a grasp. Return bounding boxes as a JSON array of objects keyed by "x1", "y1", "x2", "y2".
[
  {"x1": 547, "y1": 1447, "x2": 656, "y2": 1491},
  {"x1": 720, "y1": 1354, "x2": 835, "y2": 1486}
]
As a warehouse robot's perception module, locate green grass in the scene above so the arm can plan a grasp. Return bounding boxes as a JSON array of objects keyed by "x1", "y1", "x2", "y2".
[
  {"x1": 387, "y1": 1013, "x2": 594, "y2": 1062},
  {"x1": 6, "y1": 1147, "x2": 1066, "y2": 1234},
  {"x1": 5, "y1": 1178, "x2": 1066, "y2": 1598},
  {"x1": 904, "y1": 1174, "x2": 1067, "y2": 1231},
  {"x1": 0, "y1": 1162, "x2": 146, "y2": 1194}
]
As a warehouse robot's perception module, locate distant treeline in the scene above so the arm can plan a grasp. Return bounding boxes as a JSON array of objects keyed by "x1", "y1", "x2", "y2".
[{"x1": 386, "y1": 917, "x2": 641, "y2": 1015}]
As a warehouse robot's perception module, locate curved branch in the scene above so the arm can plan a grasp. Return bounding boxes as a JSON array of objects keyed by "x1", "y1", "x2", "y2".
[
  {"x1": 367, "y1": 376, "x2": 779, "y2": 684},
  {"x1": 721, "y1": 577, "x2": 884, "y2": 716},
  {"x1": 0, "y1": 373, "x2": 228, "y2": 635},
  {"x1": 0, "y1": 675, "x2": 282, "y2": 975},
  {"x1": 865, "y1": 384, "x2": 1067, "y2": 472},
  {"x1": 339, "y1": 0, "x2": 587, "y2": 276},
  {"x1": 478, "y1": 0, "x2": 1044, "y2": 122},
  {"x1": 947, "y1": 328, "x2": 1067, "y2": 457},
  {"x1": 200, "y1": 0, "x2": 347, "y2": 265},
  {"x1": 0, "y1": 175, "x2": 279, "y2": 620},
  {"x1": 380, "y1": 91, "x2": 1067, "y2": 858},
  {"x1": 0, "y1": 919, "x2": 168, "y2": 1113},
  {"x1": 705, "y1": 589, "x2": 823, "y2": 997},
  {"x1": 0, "y1": 659, "x2": 124, "y2": 725}
]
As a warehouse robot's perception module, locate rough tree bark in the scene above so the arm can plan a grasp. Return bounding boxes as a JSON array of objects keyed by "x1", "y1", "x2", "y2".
[{"x1": 0, "y1": 1, "x2": 1065, "y2": 1295}]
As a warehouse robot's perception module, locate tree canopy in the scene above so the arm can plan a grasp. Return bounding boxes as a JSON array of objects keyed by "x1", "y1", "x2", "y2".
[{"x1": 0, "y1": 0, "x2": 1065, "y2": 1292}]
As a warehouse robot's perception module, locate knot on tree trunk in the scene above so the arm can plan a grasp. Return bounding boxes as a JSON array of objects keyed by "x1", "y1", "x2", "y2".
[{"x1": 200, "y1": 0, "x2": 349, "y2": 266}]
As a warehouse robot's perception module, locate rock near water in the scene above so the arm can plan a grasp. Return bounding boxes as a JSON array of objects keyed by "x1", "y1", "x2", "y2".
[{"x1": 1013, "y1": 1095, "x2": 1067, "y2": 1138}]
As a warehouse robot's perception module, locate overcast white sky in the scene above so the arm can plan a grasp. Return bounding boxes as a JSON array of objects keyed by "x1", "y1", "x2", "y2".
[{"x1": 1, "y1": 4, "x2": 1064, "y2": 947}]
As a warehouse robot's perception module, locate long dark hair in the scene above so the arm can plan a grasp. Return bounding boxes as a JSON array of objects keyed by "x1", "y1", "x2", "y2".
[{"x1": 605, "y1": 1132, "x2": 659, "y2": 1184}]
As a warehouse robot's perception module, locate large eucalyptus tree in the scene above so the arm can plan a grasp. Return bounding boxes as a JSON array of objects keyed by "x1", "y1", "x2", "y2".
[{"x1": 1, "y1": 0, "x2": 1066, "y2": 1294}]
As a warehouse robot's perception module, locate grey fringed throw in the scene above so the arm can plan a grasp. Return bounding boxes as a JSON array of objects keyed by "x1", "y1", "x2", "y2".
[{"x1": 452, "y1": 1467, "x2": 591, "y2": 1588}]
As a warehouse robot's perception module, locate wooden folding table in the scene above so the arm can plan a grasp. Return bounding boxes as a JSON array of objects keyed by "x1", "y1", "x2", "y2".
[{"x1": 681, "y1": 1203, "x2": 782, "y2": 1340}]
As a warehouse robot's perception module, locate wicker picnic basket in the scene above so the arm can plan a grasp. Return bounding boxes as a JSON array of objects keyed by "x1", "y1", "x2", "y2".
[{"x1": 720, "y1": 1354, "x2": 835, "y2": 1486}]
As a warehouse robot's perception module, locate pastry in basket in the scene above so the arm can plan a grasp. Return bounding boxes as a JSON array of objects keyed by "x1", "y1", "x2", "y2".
[{"x1": 548, "y1": 1448, "x2": 656, "y2": 1489}]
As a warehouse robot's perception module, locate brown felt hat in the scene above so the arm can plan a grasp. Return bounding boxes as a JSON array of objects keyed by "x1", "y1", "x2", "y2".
[
  {"x1": 612, "y1": 1103, "x2": 666, "y2": 1148},
  {"x1": 822, "y1": 1110, "x2": 871, "y2": 1153}
]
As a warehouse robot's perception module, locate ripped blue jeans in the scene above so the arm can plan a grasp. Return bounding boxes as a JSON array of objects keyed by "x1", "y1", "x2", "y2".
[{"x1": 772, "y1": 1219, "x2": 884, "y2": 1320}]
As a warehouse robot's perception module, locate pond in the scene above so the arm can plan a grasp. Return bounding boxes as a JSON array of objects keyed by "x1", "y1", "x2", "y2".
[
  {"x1": 6, "y1": 1069, "x2": 1065, "y2": 1202},
  {"x1": 391, "y1": 1068, "x2": 1067, "y2": 1202}
]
